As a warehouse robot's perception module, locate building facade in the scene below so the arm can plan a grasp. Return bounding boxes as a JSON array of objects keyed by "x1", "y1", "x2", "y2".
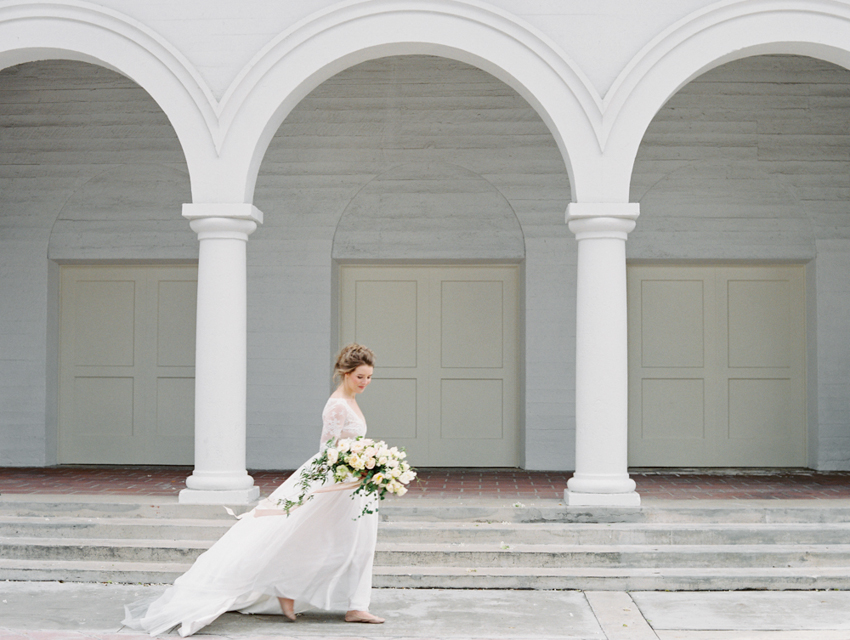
[{"x1": 2, "y1": 0, "x2": 850, "y2": 505}]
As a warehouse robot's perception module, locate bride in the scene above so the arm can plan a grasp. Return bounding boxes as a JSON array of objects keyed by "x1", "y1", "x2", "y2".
[{"x1": 122, "y1": 343, "x2": 385, "y2": 636}]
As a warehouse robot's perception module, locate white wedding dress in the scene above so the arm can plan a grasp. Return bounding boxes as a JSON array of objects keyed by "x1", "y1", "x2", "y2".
[{"x1": 122, "y1": 397, "x2": 379, "y2": 637}]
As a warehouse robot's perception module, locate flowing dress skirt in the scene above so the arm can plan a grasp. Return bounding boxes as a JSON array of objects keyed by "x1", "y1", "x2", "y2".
[{"x1": 122, "y1": 453, "x2": 379, "y2": 637}]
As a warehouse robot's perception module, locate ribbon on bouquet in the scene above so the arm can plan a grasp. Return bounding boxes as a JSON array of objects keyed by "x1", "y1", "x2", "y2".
[{"x1": 224, "y1": 479, "x2": 362, "y2": 519}]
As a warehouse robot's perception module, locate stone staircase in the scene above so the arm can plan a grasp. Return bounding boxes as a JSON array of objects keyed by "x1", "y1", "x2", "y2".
[{"x1": 1, "y1": 495, "x2": 849, "y2": 590}]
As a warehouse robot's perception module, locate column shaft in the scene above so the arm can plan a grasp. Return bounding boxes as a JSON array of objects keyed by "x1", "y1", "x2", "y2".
[
  {"x1": 566, "y1": 203, "x2": 641, "y2": 507},
  {"x1": 179, "y1": 205, "x2": 263, "y2": 504}
]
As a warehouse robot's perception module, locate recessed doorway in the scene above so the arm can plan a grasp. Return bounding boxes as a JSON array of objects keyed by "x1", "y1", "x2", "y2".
[
  {"x1": 340, "y1": 264, "x2": 520, "y2": 467},
  {"x1": 628, "y1": 264, "x2": 807, "y2": 467}
]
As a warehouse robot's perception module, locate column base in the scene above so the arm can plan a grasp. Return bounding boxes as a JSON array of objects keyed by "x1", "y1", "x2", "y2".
[
  {"x1": 564, "y1": 489, "x2": 641, "y2": 507},
  {"x1": 179, "y1": 486, "x2": 260, "y2": 505}
]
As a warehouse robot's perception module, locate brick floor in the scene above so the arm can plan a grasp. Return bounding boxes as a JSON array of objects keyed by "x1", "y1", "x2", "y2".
[{"x1": 1, "y1": 466, "x2": 850, "y2": 499}]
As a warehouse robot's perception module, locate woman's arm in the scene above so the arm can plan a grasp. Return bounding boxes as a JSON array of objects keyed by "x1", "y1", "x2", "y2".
[{"x1": 320, "y1": 400, "x2": 348, "y2": 445}]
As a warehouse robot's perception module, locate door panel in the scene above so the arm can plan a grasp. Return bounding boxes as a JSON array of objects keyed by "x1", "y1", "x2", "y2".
[
  {"x1": 440, "y1": 378, "x2": 504, "y2": 439},
  {"x1": 629, "y1": 265, "x2": 806, "y2": 467},
  {"x1": 640, "y1": 279, "x2": 705, "y2": 368},
  {"x1": 59, "y1": 265, "x2": 197, "y2": 464},
  {"x1": 73, "y1": 376, "x2": 134, "y2": 437},
  {"x1": 640, "y1": 378, "x2": 705, "y2": 441},
  {"x1": 341, "y1": 265, "x2": 519, "y2": 467},
  {"x1": 440, "y1": 280, "x2": 503, "y2": 368},
  {"x1": 74, "y1": 280, "x2": 136, "y2": 366}
]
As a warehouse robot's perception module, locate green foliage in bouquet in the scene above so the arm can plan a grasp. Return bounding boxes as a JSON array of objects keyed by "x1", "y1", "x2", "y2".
[{"x1": 276, "y1": 436, "x2": 416, "y2": 518}]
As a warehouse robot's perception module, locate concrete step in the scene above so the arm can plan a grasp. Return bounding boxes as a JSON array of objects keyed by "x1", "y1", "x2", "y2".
[
  {"x1": 3, "y1": 496, "x2": 850, "y2": 589},
  {"x1": 4, "y1": 533, "x2": 850, "y2": 570},
  {"x1": 0, "y1": 498, "x2": 245, "y2": 520},
  {"x1": 380, "y1": 501, "x2": 850, "y2": 524},
  {"x1": 377, "y1": 521, "x2": 850, "y2": 545},
  {"x1": 0, "y1": 536, "x2": 210, "y2": 563},
  {"x1": 374, "y1": 542, "x2": 850, "y2": 569},
  {"x1": 4, "y1": 496, "x2": 850, "y2": 524},
  {"x1": 5, "y1": 516, "x2": 850, "y2": 546},
  {"x1": 0, "y1": 558, "x2": 188, "y2": 584},
  {"x1": 1, "y1": 558, "x2": 848, "y2": 591},
  {"x1": 0, "y1": 516, "x2": 231, "y2": 540},
  {"x1": 371, "y1": 565, "x2": 850, "y2": 590}
]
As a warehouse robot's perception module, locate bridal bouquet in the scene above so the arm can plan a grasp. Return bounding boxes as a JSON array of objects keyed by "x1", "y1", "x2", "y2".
[{"x1": 277, "y1": 436, "x2": 416, "y2": 518}]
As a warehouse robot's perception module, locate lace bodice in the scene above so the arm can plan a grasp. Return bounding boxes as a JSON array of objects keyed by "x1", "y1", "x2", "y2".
[{"x1": 320, "y1": 397, "x2": 367, "y2": 447}]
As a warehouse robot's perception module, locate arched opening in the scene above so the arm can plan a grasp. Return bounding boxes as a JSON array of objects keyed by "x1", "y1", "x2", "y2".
[
  {"x1": 248, "y1": 55, "x2": 572, "y2": 469},
  {"x1": 0, "y1": 59, "x2": 194, "y2": 465},
  {"x1": 217, "y1": 0, "x2": 599, "y2": 204},
  {"x1": 628, "y1": 54, "x2": 850, "y2": 469}
]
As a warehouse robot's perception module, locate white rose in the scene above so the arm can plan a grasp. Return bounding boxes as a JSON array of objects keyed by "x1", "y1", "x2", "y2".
[
  {"x1": 365, "y1": 457, "x2": 376, "y2": 469},
  {"x1": 327, "y1": 449, "x2": 339, "y2": 464}
]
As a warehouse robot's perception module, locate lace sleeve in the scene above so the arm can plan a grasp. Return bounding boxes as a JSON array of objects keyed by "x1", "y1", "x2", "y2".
[{"x1": 320, "y1": 400, "x2": 348, "y2": 447}]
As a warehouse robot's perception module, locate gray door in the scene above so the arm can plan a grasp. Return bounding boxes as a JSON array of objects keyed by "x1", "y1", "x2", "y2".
[
  {"x1": 59, "y1": 265, "x2": 197, "y2": 464},
  {"x1": 628, "y1": 265, "x2": 806, "y2": 467},
  {"x1": 340, "y1": 265, "x2": 520, "y2": 467}
]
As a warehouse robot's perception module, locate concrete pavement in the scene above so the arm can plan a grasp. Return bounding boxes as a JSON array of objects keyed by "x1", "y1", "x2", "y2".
[{"x1": 1, "y1": 582, "x2": 849, "y2": 639}]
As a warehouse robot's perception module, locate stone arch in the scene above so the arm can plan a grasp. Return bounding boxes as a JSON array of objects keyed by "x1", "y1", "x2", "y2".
[
  {"x1": 0, "y1": 0, "x2": 217, "y2": 200},
  {"x1": 219, "y1": 0, "x2": 600, "y2": 203},
  {"x1": 607, "y1": 0, "x2": 850, "y2": 192}
]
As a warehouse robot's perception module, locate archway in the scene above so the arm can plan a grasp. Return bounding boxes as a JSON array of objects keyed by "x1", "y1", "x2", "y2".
[
  {"x1": 217, "y1": 0, "x2": 598, "y2": 203},
  {"x1": 0, "y1": 1, "x2": 216, "y2": 199},
  {"x1": 250, "y1": 55, "x2": 571, "y2": 470},
  {"x1": 0, "y1": 58, "x2": 193, "y2": 466},
  {"x1": 607, "y1": 0, "x2": 850, "y2": 192},
  {"x1": 628, "y1": 53, "x2": 850, "y2": 469}
]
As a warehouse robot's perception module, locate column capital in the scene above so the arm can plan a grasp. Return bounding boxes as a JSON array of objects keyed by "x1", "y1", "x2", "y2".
[
  {"x1": 567, "y1": 202, "x2": 640, "y2": 240},
  {"x1": 188, "y1": 216, "x2": 258, "y2": 241},
  {"x1": 183, "y1": 203, "x2": 264, "y2": 225}
]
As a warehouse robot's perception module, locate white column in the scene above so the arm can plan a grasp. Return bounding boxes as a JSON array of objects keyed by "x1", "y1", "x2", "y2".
[
  {"x1": 179, "y1": 203, "x2": 263, "y2": 504},
  {"x1": 565, "y1": 202, "x2": 641, "y2": 507}
]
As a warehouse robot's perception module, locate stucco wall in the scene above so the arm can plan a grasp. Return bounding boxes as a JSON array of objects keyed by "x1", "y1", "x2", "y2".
[{"x1": 85, "y1": 0, "x2": 716, "y2": 104}]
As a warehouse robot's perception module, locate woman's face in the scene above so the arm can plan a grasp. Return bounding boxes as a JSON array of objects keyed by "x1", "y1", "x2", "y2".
[{"x1": 344, "y1": 364, "x2": 373, "y2": 395}]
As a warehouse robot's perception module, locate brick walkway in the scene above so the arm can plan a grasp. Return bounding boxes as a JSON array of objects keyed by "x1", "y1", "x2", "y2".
[{"x1": 2, "y1": 466, "x2": 850, "y2": 499}]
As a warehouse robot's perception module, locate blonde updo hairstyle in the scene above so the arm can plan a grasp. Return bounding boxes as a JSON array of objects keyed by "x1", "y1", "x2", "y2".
[{"x1": 333, "y1": 343, "x2": 375, "y2": 384}]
